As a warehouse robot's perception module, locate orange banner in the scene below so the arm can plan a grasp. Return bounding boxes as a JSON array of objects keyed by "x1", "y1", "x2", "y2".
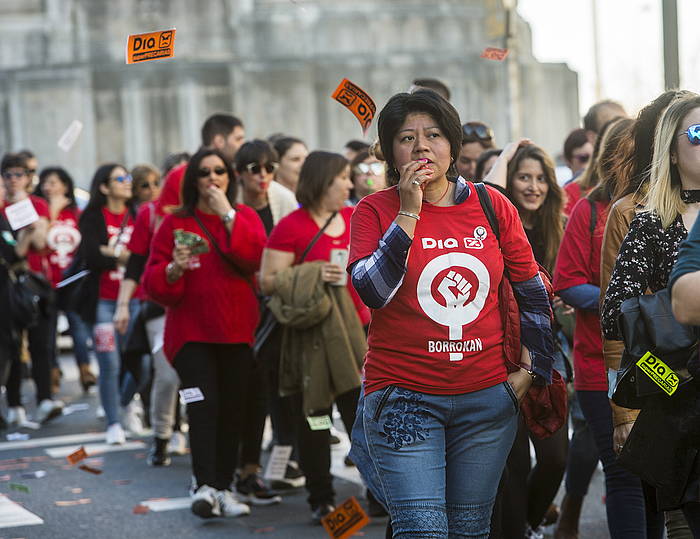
[
  {"x1": 332, "y1": 79, "x2": 376, "y2": 133},
  {"x1": 480, "y1": 47, "x2": 509, "y2": 61},
  {"x1": 126, "y1": 28, "x2": 176, "y2": 64},
  {"x1": 321, "y1": 496, "x2": 370, "y2": 539}
]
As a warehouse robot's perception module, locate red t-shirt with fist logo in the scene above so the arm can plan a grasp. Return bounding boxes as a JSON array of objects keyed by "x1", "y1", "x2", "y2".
[{"x1": 349, "y1": 183, "x2": 539, "y2": 395}]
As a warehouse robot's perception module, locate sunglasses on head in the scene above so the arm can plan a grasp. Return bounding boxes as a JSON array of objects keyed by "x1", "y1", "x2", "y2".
[
  {"x1": 245, "y1": 162, "x2": 278, "y2": 175},
  {"x1": 197, "y1": 167, "x2": 227, "y2": 178},
  {"x1": 112, "y1": 174, "x2": 132, "y2": 183},
  {"x1": 355, "y1": 162, "x2": 385, "y2": 175},
  {"x1": 678, "y1": 124, "x2": 700, "y2": 145},
  {"x1": 2, "y1": 171, "x2": 26, "y2": 180},
  {"x1": 462, "y1": 122, "x2": 494, "y2": 141},
  {"x1": 573, "y1": 154, "x2": 590, "y2": 164}
]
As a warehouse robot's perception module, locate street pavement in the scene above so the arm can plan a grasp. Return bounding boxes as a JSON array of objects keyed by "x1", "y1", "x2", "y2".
[{"x1": 0, "y1": 354, "x2": 611, "y2": 538}]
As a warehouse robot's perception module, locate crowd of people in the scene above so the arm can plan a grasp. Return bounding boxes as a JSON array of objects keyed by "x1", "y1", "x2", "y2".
[{"x1": 2, "y1": 76, "x2": 700, "y2": 538}]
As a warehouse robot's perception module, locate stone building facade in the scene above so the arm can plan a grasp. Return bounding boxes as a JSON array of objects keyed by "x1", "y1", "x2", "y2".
[{"x1": 0, "y1": 0, "x2": 578, "y2": 187}]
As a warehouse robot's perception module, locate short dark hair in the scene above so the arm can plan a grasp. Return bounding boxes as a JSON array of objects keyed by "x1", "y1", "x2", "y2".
[
  {"x1": 37, "y1": 167, "x2": 77, "y2": 208},
  {"x1": 273, "y1": 137, "x2": 306, "y2": 160},
  {"x1": 85, "y1": 163, "x2": 126, "y2": 212},
  {"x1": 377, "y1": 90, "x2": 462, "y2": 185},
  {"x1": 200, "y1": 114, "x2": 244, "y2": 147},
  {"x1": 295, "y1": 151, "x2": 348, "y2": 209},
  {"x1": 17, "y1": 149, "x2": 36, "y2": 162},
  {"x1": 563, "y1": 128, "x2": 589, "y2": 161},
  {"x1": 235, "y1": 140, "x2": 279, "y2": 172},
  {"x1": 344, "y1": 140, "x2": 370, "y2": 153},
  {"x1": 178, "y1": 148, "x2": 237, "y2": 216},
  {"x1": 1, "y1": 152, "x2": 27, "y2": 174},
  {"x1": 475, "y1": 149, "x2": 502, "y2": 180},
  {"x1": 162, "y1": 152, "x2": 190, "y2": 176},
  {"x1": 583, "y1": 100, "x2": 625, "y2": 134},
  {"x1": 412, "y1": 78, "x2": 451, "y2": 101}
]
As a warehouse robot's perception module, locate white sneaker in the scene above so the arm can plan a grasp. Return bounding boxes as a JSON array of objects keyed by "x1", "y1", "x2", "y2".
[
  {"x1": 167, "y1": 431, "x2": 187, "y2": 455},
  {"x1": 7, "y1": 406, "x2": 26, "y2": 426},
  {"x1": 190, "y1": 485, "x2": 221, "y2": 519},
  {"x1": 215, "y1": 489, "x2": 250, "y2": 518},
  {"x1": 34, "y1": 399, "x2": 64, "y2": 424},
  {"x1": 105, "y1": 423, "x2": 126, "y2": 445},
  {"x1": 95, "y1": 405, "x2": 105, "y2": 419},
  {"x1": 121, "y1": 403, "x2": 145, "y2": 435}
]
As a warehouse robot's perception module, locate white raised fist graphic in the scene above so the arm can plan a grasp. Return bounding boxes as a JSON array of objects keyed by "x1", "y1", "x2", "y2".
[{"x1": 437, "y1": 270, "x2": 472, "y2": 309}]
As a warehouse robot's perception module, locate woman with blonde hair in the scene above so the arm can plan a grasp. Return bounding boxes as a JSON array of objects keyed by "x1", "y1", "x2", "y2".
[{"x1": 602, "y1": 92, "x2": 700, "y2": 532}]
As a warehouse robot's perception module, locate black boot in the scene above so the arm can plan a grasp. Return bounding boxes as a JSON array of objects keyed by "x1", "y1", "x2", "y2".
[{"x1": 147, "y1": 437, "x2": 171, "y2": 467}]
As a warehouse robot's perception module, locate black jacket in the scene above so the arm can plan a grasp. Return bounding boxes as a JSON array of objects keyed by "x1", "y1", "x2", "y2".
[{"x1": 75, "y1": 205, "x2": 131, "y2": 324}]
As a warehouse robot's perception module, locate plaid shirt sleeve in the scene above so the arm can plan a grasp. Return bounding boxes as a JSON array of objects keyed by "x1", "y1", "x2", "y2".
[
  {"x1": 349, "y1": 180, "x2": 471, "y2": 309},
  {"x1": 511, "y1": 273, "x2": 555, "y2": 384},
  {"x1": 350, "y1": 222, "x2": 412, "y2": 309}
]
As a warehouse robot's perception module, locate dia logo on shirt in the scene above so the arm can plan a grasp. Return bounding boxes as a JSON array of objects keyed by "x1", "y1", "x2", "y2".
[{"x1": 416, "y1": 252, "x2": 491, "y2": 361}]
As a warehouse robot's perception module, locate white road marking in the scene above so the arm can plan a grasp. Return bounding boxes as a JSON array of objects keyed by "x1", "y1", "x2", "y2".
[
  {"x1": 0, "y1": 495, "x2": 44, "y2": 528},
  {"x1": 45, "y1": 441, "x2": 145, "y2": 459},
  {"x1": 0, "y1": 432, "x2": 110, "y2": 452},
  {"x1": 140, "y1": 497, "x2": 191, "y2": 512}
]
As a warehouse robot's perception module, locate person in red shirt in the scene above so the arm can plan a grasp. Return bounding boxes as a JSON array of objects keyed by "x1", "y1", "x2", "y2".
[
  {"x1": 260, "y1": 150, "x2": 368, "y2": 523},
  {"x1": 36, "y1": 167, "x2": 97, "y2": 393},
  {"x1": 77, "y1": 163, "x2": 138, "y2": 445},
  {"x1": 555, "y1": 118, "x2": 650, "y2": 539},
  {"x1": 346, "y1": 90, "x2": 554, "y2": 538},
  {"x1": 1, "y1": 152, "x2": 64, "y2": 426},
  {"x1": 143, "y1": 148, "x2": 266, "y2": 520}
]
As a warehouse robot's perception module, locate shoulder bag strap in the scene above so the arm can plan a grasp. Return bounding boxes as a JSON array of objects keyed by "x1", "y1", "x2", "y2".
[
  {"x1": 300, "y1": 211, "x2": 337, "y2": 263},
  {"x1": 193, "y1": 212, "x2": 253, "y2": 286}
]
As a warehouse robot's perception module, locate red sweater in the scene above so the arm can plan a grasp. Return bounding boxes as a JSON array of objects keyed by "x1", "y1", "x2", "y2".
[{"x1": 143, "y1": 205, "x2": 266, "y2": 362}]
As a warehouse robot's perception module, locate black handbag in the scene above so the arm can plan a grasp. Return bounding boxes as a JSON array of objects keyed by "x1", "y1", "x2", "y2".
[
  {"x1": 611, "y1": 288, "x2": 698, "y2": 409},
  {"x1": 253, "y1": 211, "x2": 337, "y2": 358},
  {"x1": 3, "y1": 263, "x2": 40, "y2": 329}
]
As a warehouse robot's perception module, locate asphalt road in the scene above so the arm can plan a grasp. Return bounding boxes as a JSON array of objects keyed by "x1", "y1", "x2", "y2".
[{"x1": 0, "y1": 355, "x2": 611, "y2": 539}]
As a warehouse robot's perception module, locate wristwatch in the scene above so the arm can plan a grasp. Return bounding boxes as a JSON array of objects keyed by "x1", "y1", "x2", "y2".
[{"x1": 222, "y1": 209, "x2": 236, "y2": 224}]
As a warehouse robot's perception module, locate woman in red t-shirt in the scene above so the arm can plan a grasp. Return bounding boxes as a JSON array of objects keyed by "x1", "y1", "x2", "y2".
[
  {"x1": 346, "y1": 90, "x2": 554, "y2": 538},
  {"x1": 143, "y1": 148, "x2": 266, "y2": 520},
  {"x1": 554, "y1": 118, "x2": 647, "y2": 538},
  {"x1": 36, "y1": 167, "x2": 97, "y2": 392},
  {"x1": 78, "y1": 163, "x2": 138, "y2": 446},
  {"x1": 260, "y1": 151, "x2": 368, "y2": 523}
]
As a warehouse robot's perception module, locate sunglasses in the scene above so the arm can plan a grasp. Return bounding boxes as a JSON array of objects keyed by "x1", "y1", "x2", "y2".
[
  {"x1": 2, "y1": 171, "x2": 26, "y2": 180},
  {"x1": 355, "y1": 162, "x2": 385, "y2": 175},
  {"x1": 462, "y1": 122, "x2": 494, "y2": 141},
  {"x1": 139, "y1": 181, "x2": 161, "y2": 190},
  {"x1": 112, "y1": 174, "x2": 132, "y2": 183},
  {"x1": 573, "y1": 154, "x2": 590, "y2": 164},
  {"x1": 245, "y1": 162, "x2": 278, "y2": 175},
  {"x1": 197, "y1": 167, "x2": 227, "y2": 178},
  {"x1": 678, "y1": 124, "x2": 700, "y2": 145}
]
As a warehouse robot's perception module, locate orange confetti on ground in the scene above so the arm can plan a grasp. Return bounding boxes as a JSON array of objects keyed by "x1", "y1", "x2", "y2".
[{"x1": 132, "y1": 504, "x2": 150, "y2": 514}]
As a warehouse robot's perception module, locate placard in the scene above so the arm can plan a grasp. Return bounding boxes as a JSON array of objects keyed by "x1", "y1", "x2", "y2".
[
  {"x1": 5, "y1": 198, "x2": 39, "y2": 230},
  {"x1": 331, "y1": 78, "x2": 376, "y2": 133},
  {"x1": 126, "y1": 28, "x2": 176, "y2": 64},
  {"x1": 321, "y1": 496, "x2": 370, "y2": 539},
  {"x1": 263, "y1": 445, "x2": 293, "y2": 481}
]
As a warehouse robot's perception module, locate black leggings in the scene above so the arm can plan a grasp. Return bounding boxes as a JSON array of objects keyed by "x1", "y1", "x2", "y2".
[
  {"x1": 282, "y1": 386, "x2": 360, "y2": 508},
  {"x1": 7, "y1": 306, "x2": 57, "y2": 406},
  {"x1": 173, "y1": 342, "x2": 253, "y2": 490},
  {"x1": 496, "y1": 414, "x2": 569, "y2": 537}
]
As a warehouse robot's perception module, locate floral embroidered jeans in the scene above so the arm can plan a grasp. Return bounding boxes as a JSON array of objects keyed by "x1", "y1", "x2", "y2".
[{"x1": 359, "y1": 383, "x2": 518, "y2": 538}]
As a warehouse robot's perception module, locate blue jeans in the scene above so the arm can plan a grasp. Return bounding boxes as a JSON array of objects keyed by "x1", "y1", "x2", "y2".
[
  {"x1": 577, "y1": 390, "x2": 647, "y2": 538},
  {"x1": 92, "y1": 299, "x2": 138, "y2": 426},
  {"x1": 65, "y1": 310, "x2": 91, "y2": 367},
  {"x1": 360, "y1": 383, "x2": 518, "y2": 538},
  {"x1": 564, "y1": 392, "x2": 600, "y2": 497}
]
